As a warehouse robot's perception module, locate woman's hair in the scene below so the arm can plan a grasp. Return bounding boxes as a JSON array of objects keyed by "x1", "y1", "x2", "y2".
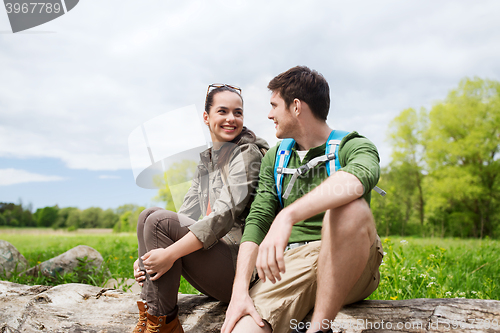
[
  {"x1": 205, "y1": 85, "x2": 243, "y2": 113},
  {"x1": 204, "y1": 85, "x2": 256, "y2": 169}
]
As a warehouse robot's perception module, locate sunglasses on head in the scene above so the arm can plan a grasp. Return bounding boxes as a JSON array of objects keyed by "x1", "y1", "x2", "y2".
[{"x1": 206, "y1": 83, "x2": 242, "y2": 100}]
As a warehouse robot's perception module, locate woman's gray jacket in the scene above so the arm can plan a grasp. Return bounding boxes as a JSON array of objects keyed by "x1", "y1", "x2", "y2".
[{"x1": 177, "y1": 136, "x2": 269, "y2": 269}]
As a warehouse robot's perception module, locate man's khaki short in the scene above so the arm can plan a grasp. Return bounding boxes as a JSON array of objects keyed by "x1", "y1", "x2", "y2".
[{"x1": 249, "y1": 236, "x2": 383, "y2": 333}]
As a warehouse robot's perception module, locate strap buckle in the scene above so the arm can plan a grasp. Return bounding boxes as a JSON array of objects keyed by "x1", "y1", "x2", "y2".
[
  {"x1": 276, "y1": 166, "x2": 284, "y2": 174},
  {"x1": 326, "y1": 152, "x2": 335, "y2": 160},
  {"x1": 297, "y1": 164, "x2": 309, "y2": 175}
]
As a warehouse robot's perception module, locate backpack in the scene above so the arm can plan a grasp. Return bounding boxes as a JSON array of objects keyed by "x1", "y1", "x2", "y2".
[{"x1": 274, "y1": 130, "x2": 386, "y2": 207}]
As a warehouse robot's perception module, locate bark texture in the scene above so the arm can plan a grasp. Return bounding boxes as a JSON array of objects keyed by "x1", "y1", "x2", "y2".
[{"x1": 1, "y1": 281, "x2": 499, "y2": 333}]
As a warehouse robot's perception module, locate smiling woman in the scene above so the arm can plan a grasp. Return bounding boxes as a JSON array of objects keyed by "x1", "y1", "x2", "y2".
[{"x1": 131, "y1": 84, "x2": 269, "y2": 333}]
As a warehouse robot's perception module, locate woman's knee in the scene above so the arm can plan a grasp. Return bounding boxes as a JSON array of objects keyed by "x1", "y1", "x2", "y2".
[
  {"x1": 145, "y1": 209, "x2": 179, "y2": 225},
  {"x1": 138, "y1": 207, "x2": 164, "y2": 230},
  {"x1": 143, "y1": 209, "x2": 186, "y2": 243}
]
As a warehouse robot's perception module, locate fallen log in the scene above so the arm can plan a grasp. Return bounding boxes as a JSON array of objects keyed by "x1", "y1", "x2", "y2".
[{"x1": 0, "y1": 281, "x2": 499, "y2": 332}]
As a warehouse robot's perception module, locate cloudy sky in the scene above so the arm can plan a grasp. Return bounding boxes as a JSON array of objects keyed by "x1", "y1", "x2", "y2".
[{"x1": 1, "y1": 0, "x2": 499, "y2": 211}]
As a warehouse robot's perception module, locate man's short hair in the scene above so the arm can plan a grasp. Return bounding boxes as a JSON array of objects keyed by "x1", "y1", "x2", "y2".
[{"x1": 267, "y1": 66, "x2": 330, "y2": 121}]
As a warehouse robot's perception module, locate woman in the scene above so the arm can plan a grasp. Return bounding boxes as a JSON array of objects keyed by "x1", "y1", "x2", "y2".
[{"x1": 132, "y1": 84, "x2": 269, "y2": 333}]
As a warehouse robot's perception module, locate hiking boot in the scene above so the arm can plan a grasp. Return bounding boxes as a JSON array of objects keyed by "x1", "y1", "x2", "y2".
[
  {"x1": 146, "y1": 312, "x2": 184, "y2": 333},
  {"x1": 133, "y1": 301, "x2": 148, "y2": 333}
]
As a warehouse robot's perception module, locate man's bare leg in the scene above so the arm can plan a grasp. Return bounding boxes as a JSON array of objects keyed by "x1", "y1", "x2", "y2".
[
  {"x1": 306, "y1": 198, "x2": 377, "y2": 333},
  {"x1": 232, "y1": 315, "x2": 272, "y2": 333}
]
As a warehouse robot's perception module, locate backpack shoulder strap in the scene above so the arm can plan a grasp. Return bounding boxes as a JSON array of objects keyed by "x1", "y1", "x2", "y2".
[
  {"x1": 325, "y1": 130, "x2": 387, "y2": 197},
  {"x1": 325, "y1": 130, "x2": 350, "y2": 176},
  {"x1": 274, "y1": 139, "x2": 295, "y2": 208}
]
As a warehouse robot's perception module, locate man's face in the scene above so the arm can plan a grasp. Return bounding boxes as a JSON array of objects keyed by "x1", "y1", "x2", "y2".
[{"x1": 268, "y1": 92, "x2": 297, "y2": 139}]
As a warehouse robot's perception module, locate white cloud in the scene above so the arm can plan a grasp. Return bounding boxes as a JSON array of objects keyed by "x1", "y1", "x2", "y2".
[
  {"x1": 1, "y1": 0, "x2": 499, "y2": 172},
  {"x1": 0, "y1": 168, "x2": 66, "y2": 186}
]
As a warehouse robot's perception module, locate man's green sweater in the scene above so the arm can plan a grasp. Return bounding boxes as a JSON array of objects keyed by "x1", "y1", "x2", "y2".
[{"x1": 241, "y1": 131, "x2": 381, "y2": 245}]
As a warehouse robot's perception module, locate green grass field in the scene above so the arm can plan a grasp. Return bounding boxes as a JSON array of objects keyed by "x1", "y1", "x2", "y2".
[
  {"x1": 369, "y1": 236, "x2": 499, "y2": 300},
  {"x1": 1, "y1": 229, "x2": 498, "y2": 300},
  {"x1": 0, "y1": 229, "x2": 198, "y2": 294}
]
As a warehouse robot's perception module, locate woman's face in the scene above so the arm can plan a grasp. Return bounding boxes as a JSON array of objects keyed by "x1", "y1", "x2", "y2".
[{"x1": 203, "y1": 90, "x2": 244, "y2": 143}]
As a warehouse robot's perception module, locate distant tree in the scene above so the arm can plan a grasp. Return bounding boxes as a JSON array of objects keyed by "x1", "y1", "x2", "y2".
[
  {"x1": 155, "y1": 160, "x2": 198, "y2": 212},
  {"x1": 66, "y1": 209, "x2": 81, "y2": 231},
  {"x1": 114, "y1": 204, "x2": 143, "y2": 231},
  {"x1": 0, "y1": 202, "x2": 16, "y2": 214},
  {"x1": 372, "y1": 167, "x2": 414, "y2": 236},
  {"x1": 10, "y1": 204, "x2": 24, "y2": 226},
  {"x1": 377, "y1": 77, "x2": 500, "y2": 238},
  {"x1": 425, "y1": 77, "x2": 500, "y2": 238},
  {"x1": 372, "y1": 168, "x2": 405, "y2": 236},
  {"x1": 115, "y1": 204, "x2": 142, "y2": 216},
  {"x1": 54, "y1": 207, "x2": 79, "y2": 229},
  {"x1": 113, "y1": 205, "x2": 145, "y2": 232},
  {"x1": 114, "y1": 211, "x2": 132, "y2": 233},
  {"x1": 386, "y1": 107, "x2": 428, "y2": 235},
  {"x1": 0, "y1": 202, "x2": 35, "y2": 227},
  {"x1": 0, "y1": 202, "x2": 134, "y2": 231},
  {"x1": 21, "y1": 209, "x2": 35, "y2": 227},
  {"x1": 128, "y1": 206, "x2": 145, "y2": 231},
  {"x1": 34, "y1": 206, "x2": 60, "y2": 228},
  {"x1": 101, "y1": 208, "x2": 119, "y2": 228},
  {"x1": 79, "y1": 207, "x2": 104, "y2": 228},
  {"x1": 1, "y1": 210, "x2": 13, "y2": 226}
]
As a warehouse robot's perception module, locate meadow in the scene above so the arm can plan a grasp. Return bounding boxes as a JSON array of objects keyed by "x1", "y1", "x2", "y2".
[
  {"x1": 1, "y1": 228, "x2": 498, "y2": 300},
  {"x1": 0, "y1": 228, "x2": 198, "y2": 294}
]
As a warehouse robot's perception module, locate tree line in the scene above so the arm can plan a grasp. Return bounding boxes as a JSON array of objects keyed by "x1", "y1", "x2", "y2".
[
  {"x1": 371, "y1": 77, "x2": 500, "y2": 239},
  {"x1": 0, "y1": 202, "x2": 144, "y2": 232}
]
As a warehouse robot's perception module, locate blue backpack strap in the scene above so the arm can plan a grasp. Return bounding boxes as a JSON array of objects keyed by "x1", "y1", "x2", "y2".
[
  {"x1": 325, "y1": 130, "x2": 387, "y2": 196},
  {"x1": 274, "y1": 139, "x2": 295, "y2": 208},
  {"x1": 325, "y1": 130, "x2": 350, "y2": 176}
]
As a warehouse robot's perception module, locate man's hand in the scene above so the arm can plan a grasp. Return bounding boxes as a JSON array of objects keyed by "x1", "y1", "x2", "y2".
[
  {"x1": 221, "y1": 292, "x2": 265, "y2": 333},
  {"x1": 256, "y1": 210, "x2": 293, "y2": 283},
  {"x1": 141, "y1": 248, "x2": 175, "y2": 281},
  {"x1": 133, "y1": 258, "x2": 146, "y2": 286}
]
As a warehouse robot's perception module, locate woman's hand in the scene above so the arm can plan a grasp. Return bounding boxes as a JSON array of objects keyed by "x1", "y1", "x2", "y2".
[
  {"x1": 141, "y1": 248, "x2": 176, "y2": 281},
  {"x1": 133, "y1": 258, "x2": 146, "y2": 286}
]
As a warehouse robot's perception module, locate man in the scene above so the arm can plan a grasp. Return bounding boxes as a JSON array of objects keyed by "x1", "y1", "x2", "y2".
[{"x1": 221, "y1": 66, "x2": 383, "y2": 333}]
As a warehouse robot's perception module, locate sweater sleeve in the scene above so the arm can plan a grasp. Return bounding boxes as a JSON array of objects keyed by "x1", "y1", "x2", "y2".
[
  {"x1": 188, "y1": 144, "x2": 263, "y2": 249},
  {"x1": 338, "y1": 132, "x2": 381, "y2": 198},
  {"x1": 240, "y1": 145, "x2": 280, "y2": 246}
]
